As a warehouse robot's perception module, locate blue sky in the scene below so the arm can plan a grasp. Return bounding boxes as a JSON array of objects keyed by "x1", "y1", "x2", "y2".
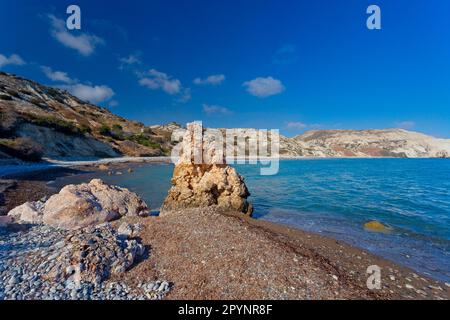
[{"x1": 1, "y1": 0, "x2": 449, "y2": 137}]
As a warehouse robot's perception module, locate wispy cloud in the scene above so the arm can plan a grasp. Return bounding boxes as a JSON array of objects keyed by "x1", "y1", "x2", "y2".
[
  {"x1": 203, "y1": 104, "x2": 232, "y2": 115},
  {"x1": 139, "y1": 69, "x2": 191, "y2": 102},
  {"x1": 395, "y1": 121, "x2": 415, "y2": 130},
  {"x1": 108, "y1": 100, "x2": 119, "y2": 107},
  {"x1": 119, "y1": 52, "x2": 142, "y2": 69},
  {"x1": 0, "y1": 53, "x2": 25, "y2": 68},
  {"x1": 41, "y1": 65, "x2": 114, "y2": 104},
  {"x1": 61, "y1": 83, "x2": 115, "y2": 104},
  {"x1": 194, "y1": 74, "x2": 225, "y2": 86},
  {"x1": 243, "y1": 76, "x2": 285, "y2": 98},
  {"x1": 286, "y1": 122, "x2": 322, "y2": 130},
  {"x1": 178, "y1": 88, "x2": 192, "y2": 103},
  {"x1": 89, "y1": 19, "x2": 128, "y2": 41},
  {"x1": 273, "y1": 44, "x2": 298, "y2": 65},
  {"x1": 286, "y1": 121, "x2": 307, "y2": 129},
  {"x1": 48, "y1": 14, "x2": 104, "y2": 56},
  {"x1": 41, "y1": 66, "x2": 74, "y2": 84},
  {"x1": 139, "y1": 69, "x2": 181, "y2": 94}
]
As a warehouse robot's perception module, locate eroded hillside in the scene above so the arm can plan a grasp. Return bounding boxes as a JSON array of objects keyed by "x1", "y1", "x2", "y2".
[{"x1": 0, "y1": 72, "x2": 179, "y2": 162}]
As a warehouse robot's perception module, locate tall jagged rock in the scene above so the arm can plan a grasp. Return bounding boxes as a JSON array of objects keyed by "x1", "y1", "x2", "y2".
[{"x1": 161, "y1": 122, "x2": 253, "y2": 216}]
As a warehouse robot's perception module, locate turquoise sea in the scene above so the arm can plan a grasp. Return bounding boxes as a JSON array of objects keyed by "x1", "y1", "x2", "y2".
[{"x1": 54, "y1": 159, "x2": 450, "y2": 282}]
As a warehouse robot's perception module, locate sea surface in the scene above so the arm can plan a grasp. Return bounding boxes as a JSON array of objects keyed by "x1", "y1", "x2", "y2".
[{"x1": 53, "y1": 159, "x2": 450, "y2": 282}]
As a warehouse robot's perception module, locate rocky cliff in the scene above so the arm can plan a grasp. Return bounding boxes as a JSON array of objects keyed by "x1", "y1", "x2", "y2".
[
  {"x1": 0, "y1": 72, "x2": 179, "y2": 162},
  {"x1": 209, "y1": 128, "x2": 450, "y2": 159},
  {"x1": 280, "y1": 129, "x2": 450, "y2": 158}
]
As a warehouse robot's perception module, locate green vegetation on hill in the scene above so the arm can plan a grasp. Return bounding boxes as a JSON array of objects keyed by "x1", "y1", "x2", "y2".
[
  {"x1": 26, "y1": 114, "x2": 88, "y2": 136},
  {"x1": 0, "y1": 72, "x2": 179, "y2": 161},
  {"x1": 128, "y1": 133, "x2": 163, "y2": 150}
]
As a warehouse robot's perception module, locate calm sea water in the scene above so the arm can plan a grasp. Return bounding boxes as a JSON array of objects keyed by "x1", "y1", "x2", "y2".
[{"x1": 53, "y1": 159, "x2": 450, "y2": 282}]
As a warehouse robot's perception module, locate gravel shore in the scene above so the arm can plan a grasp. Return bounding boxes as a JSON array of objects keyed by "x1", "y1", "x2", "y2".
[{"x1": 113, "y1": 209, "x2": 450, "y2": 300}]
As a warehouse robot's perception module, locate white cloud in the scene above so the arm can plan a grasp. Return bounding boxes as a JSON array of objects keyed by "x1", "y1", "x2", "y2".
[
  {"x1": 395, "y1": 121, "x2": 415, "y2": 130},
  {"x1": 41, "y1": 66, "x2": 74, "y2": 84},
  {"x1": 286, "y1": 122, "x2": 307, "y2": 129},
  {"x1": 286, "y1": 122, "x2": 322, "y2": 130},
  {"x1": 48, "y1": 15, "x2": 104, "y2": 56},
  {"x1": 203, "y1": 104, "x2": 232, "y2": 115},
  {"x1": 178, "y1": 88, "x2": 192, "y2": 103},
  {"x1": 0, "y1": 53, "x2": 25, "y2": 67},
  {"x1": 243, "y1": 76, "x2": 285, "y2": 98},
  {"x1": 139, "y1": 69, "x2": 181, "y2": 95},
  {"x1": 39, "y1": 63, "x2": 114, "y2": 105},
  {"x1": 108, "y1": 100, "x2": 119, "y2": 107},
  {"x1": 119, "y1": 53, "x2": 142, "y2": 69},
  {"x1": 61, "y1": 84, "x2": 115, "y2": 104},
  {"x1": 194, "y1": 74, "x2": 225, "y2": 86},
  {"x1": 139, "y1": 68, "x2": 191, "y2": 102}
]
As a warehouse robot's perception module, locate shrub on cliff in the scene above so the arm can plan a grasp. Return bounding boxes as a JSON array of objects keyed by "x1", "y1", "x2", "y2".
[
  {"x1": 0, "y1": 110, "x2": 18, "y2": 134},
  {"x1": 0, "y1": 137, "x2": 43, "y2": 162},
  {"x1": 99, "y1": 124, "x2": 111, "y2": 136},
  {"x1": 25, "y1": 114, "x2": 87, "y2": 136},
  {"x1": 127, "y1": 134, "x2": 162, "y2": 149}
]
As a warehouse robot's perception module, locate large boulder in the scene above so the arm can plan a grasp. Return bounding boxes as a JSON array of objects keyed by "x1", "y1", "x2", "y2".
[
  {"x1": 8, "y1": 200, "x2": 44, "y2": 224},
  {"x1": 161, "y1": 122, "x2": 253, "y2": 216},
  {"x1": 45, "y1": 224, "x2": 145, "y2": 287},
  {"x1": 8, "y1": 179, "x2": 149, "y2": 230},
  {"x1": 42, "y1": 179, "x2": 148, "y2": 230}
]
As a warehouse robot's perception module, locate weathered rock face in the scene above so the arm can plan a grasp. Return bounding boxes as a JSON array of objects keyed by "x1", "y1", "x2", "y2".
[
  {"x1": 45, "y1": 224, "x2": 145, "y2": 287},
  {"x1": 161, "y1": 164, "x2": 253, "y2": 215},
  {"x1": 161, "y1": 122, "x2": 253, "y2": 216},
  {"x1": 0, "y1": 72, "x2": 174, "y2": 162},
  {"x1": 8, "y1": 179, "x2": 149, "y2": 230},
  {"x1": 7, "y1": 200, "x2": 44, "y2": 224}
]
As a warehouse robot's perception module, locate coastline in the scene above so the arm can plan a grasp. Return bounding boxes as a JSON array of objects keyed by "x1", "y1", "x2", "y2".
[
  {"x1": 1, "y1": 161, "x2": 449, "y2": 299},
  {"x1": 0, "y1": 156, "x2": 172, "y2": 179},
  {"x1": 2, "y1": 155, "x2": 448, "y2": 179}
]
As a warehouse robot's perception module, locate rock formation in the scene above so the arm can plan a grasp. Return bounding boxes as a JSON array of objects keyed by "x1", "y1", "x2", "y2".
[
  {"x1": 8, "y1": 179, "x2": 149, "y2": 230},
  {"x1": 8, "y1": 200, "x2": 45, "y2": 224},
  {"x1": 161, "y1": 122, "x2": 253, "y2": 216},
  {"x1": 50, "y1": 224, "x2": 145, "y2": 286}
]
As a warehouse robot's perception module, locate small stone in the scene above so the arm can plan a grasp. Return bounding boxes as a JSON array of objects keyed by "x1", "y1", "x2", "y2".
[
  {"x1": 416, "y1": 289, "x2": 427, "y2": 296},
  {"x1": 158, "y1": 281, "x2": 169, "y2": 292},
  {"x1": 405, "y1": 284, "x2": 414, "y2": 290},
  {"x1": 8, "y1": 276, "x2": 20, "y2": 285}
]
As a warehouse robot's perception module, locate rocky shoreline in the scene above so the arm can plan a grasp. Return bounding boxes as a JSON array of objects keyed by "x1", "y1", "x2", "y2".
[
  {"x1": 0, "y1": 223, "x2": 171, "y2": 300},
  {"x1": 0, "y1": 157, "x2": 449, "y2": 299}
]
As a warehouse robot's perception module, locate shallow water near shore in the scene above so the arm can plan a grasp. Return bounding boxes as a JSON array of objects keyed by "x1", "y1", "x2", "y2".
[{"x1": 53, "y1": 159, "x2": 450, "y2": 282}]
